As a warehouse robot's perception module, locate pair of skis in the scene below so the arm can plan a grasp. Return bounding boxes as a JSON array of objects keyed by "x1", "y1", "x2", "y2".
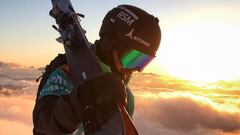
[{"x1": 49, "y1": 0, "x2": 138, "y2": 135}]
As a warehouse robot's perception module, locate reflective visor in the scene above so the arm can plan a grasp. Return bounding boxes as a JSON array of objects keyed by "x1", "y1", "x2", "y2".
[{"x1": 120, "y1": 49, "x2": 155, "y2": 72}]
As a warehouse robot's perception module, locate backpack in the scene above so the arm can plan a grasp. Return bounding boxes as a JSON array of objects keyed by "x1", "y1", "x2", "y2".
[{"x1": 35, "y1": 54, "x2": 67, "y2": 102}]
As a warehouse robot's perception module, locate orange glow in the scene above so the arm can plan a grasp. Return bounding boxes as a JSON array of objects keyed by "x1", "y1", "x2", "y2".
[
  {"x1": 129, "y1": 73, "x2": 240, "y2": 114},
  {"x1": 144, "y1": 6, "x2": 240, "y2": 82}
]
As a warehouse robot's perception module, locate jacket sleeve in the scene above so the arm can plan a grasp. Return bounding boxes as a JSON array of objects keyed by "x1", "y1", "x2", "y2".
[{"x1": 33, "y1": 68, "x2": 84, "y2": 135}]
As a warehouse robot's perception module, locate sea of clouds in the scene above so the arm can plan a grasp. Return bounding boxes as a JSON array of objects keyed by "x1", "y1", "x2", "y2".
[{"x1": 0, "y1": 61, "x2": 239, "y2": 135}]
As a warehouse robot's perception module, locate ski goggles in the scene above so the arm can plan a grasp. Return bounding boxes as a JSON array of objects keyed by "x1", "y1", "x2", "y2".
[{"x1": 120, "y1": 49, "x2": 155, "y2": 72}]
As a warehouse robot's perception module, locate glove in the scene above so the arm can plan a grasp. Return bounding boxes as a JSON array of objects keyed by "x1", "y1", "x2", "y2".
[{"x1": 77, "y1": 73, "x2": 127, "y2": 109}]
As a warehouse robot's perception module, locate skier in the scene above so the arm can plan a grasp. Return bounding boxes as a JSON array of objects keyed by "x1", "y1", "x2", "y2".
[{"x1": 33, "y1": 4, "x2": 161, "y2": 135}]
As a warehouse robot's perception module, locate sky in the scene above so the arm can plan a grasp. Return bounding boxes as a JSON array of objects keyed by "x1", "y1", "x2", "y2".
[
  {"x1": 0, "y1": 1, "x2": 240, "y2": 135},
  {"x1": 1, "y1": 0, "x2": 240, "y2": 82}
]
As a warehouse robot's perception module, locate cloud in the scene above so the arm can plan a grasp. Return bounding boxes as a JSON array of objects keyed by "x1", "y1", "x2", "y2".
[
  {"x1": 129, "y1": 73, "x2": 188, "y2": 91},
  {"x1": 133, "y1": 93, "x2": 240, "y2": 135},
  {"x1": 0, "y1": 61, "x2": 39, "y2": 96},
  {"x1": 0, "y1": 61, "x2": 40, "y2": 80},
  {"x1": 0, "y1": 95, "x2": 35, "y2": 125},
  {"x1": 1, "y1": 92, "x2": 239, "y2": 135},
  {"x1": 0, "y1": 62, "x2": 239, "y2": 135},
  {"x1": 129, "y1": 73, "x2": 240, "y2": 99},
  {"x1": 0, "y1": 96, "x2": 34, "y2": 134},
  {"x1": 0, "y1": 62, "x2": 38, "y2": 134},
  {"x1": 0, "y1": 119, "x2": 32, "y2": 135}
]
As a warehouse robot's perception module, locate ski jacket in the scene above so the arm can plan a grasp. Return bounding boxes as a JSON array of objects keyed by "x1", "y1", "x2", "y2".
[{"x1": 33, "y1": 63, "x2": 134, "y2": 135}]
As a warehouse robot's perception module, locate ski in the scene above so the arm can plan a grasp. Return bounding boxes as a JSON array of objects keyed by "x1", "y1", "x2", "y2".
[{"x1": 49, "y1": 0, "x2": 138, "y2": 135}]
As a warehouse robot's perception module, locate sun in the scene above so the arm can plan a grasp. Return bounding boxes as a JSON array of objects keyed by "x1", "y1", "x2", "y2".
[{"x1": 145, "y1": 9, "x2": 240, "y2": 82}]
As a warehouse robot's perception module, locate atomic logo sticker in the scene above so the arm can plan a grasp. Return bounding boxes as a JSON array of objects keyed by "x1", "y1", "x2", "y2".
[
  {"x1": 125, "y1": 28, "x2": 150, "y2": 47},
  {"x1": 125, "y1": 28, "x2": 134, "y2": 38}
]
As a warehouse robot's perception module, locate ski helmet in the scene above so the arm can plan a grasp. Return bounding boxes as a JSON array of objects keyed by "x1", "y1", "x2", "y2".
[{"x1": 99, "y1": 4, "x2": 161, "y2": 56}]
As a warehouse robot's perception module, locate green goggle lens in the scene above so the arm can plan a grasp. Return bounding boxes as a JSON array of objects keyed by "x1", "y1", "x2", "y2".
[{"x1": 120, "y1": 49, "x2": 154, "y2": 72}]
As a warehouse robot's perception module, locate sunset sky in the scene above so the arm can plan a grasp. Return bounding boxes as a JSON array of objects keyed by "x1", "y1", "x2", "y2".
[
  {"x1": 0, "y1": 1, "x2": 240, "y2": 135},
  {"x1": 1, "y1": 0, "x2": 240, "y2": 82}
]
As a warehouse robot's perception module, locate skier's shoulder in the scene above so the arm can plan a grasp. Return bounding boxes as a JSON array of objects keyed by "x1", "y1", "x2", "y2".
[
  {"x1": 39, "y1": 64, "x2": 73, "y2": 99},
  {"x1": 49, "y1": 64, "x2": 71, "y2": 82}
]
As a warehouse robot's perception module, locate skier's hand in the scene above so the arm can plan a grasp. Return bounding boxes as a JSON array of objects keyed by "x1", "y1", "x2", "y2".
[{"x1": 78, "y1": 73, "x2": 127, "y2": 109}]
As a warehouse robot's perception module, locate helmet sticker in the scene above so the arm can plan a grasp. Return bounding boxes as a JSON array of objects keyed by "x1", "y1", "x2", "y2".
[
  {"x1": 110, "y1": 18, "x2": 116, "y2": 23},
  {"x1": 117, "y1": 11, "x2": 136, "y2": 26},
  {"x1": 116, "y1": 6, "x2": 139, "y2": 26},
  {"x1": 125, "y1": 28, "x2": 150, "y2": 47},
  {"x1": 118, "y1": 6, "x2": 139, "y2": 20}
]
